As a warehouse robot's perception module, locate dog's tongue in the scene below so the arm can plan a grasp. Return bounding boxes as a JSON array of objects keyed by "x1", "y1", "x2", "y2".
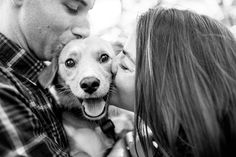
[{"x1": 82, "y1": 99, "x2": 106, "y2": 117}]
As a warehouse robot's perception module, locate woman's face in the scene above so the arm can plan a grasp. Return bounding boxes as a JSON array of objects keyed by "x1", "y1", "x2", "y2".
[{"x1": 109, "y1": 33, "x2": 136, "y2": 111}]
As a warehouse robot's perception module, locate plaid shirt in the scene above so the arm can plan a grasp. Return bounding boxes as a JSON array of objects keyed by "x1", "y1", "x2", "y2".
[{"x1": 0, "y1": 33, "x2": 70, "y2": 157}]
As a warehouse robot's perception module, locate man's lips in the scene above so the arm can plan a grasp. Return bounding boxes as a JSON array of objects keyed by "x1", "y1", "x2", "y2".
[{"x1": 59, "y1": 32, "x2": 83, "y2": 47}]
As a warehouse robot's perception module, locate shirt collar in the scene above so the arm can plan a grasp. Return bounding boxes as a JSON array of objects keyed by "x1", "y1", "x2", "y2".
[{"x1": 0, "y1": 33, "x2": 46, "y2": 84}]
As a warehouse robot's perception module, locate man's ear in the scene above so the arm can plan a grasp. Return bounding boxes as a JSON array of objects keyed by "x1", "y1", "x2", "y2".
[
  {"x1": 11, "y1": 0, "x2": 24, "y2": 7},
  {"x1": 38, "y1": 57, "x2": 58, "y2": 89}
]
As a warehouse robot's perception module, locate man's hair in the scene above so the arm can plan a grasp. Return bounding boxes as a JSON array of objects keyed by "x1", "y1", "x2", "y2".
[{"x1": 135, "y1": 7, "x2": 236, "y2": 157}]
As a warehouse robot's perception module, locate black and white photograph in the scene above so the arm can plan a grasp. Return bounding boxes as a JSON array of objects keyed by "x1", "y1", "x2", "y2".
[{"x1": 0, "y1": 0, "x2": 236, "y2": 157}]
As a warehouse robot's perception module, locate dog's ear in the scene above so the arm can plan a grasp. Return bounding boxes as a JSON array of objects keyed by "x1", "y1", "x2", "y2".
[{"x1": 38, "y1": 57, "x2": 58, "y2": 89}]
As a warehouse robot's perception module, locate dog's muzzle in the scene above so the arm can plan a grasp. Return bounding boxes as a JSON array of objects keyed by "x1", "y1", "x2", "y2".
[{"x1": 78, "y1": 95, "x2": 108, "y2": 120}]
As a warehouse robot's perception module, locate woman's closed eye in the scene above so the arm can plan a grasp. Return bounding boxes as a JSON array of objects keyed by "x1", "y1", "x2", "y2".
[
  {"x1": 119, "y1": 59, "x2": 134, "y2": 72},
  {"x1": 120, "y1": 63, "x2": 129, "y2": 70}
]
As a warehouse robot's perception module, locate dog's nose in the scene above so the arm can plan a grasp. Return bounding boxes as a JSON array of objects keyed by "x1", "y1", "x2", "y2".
[{"x1": 80, "y1": 77, "x2": 100, "y2": 94}]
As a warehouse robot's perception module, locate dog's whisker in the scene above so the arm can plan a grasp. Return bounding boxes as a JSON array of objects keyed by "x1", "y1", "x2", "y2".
[
  {"x1": 57, "y1": 88, "x2": 73, "y2": 95},
  {"x1": 106, "y1": 82, "x2": 115, "y2": 102},
  {"x1": 54, "y1": 84, "x2": 70, "y2": 91},
  {"x1": 108, "y1": 88, "x2": 117, "y2": 96},
  {"x1": 56, "y1": 86, "x2": 70, "y2": 91},
  {"x1": 56, "y1": 87, "x2": 68, "y2": 91}
]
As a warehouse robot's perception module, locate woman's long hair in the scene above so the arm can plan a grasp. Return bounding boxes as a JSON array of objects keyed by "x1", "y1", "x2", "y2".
[{"x1": 135, "y1": 7, "x2": 236, "y2": 157}]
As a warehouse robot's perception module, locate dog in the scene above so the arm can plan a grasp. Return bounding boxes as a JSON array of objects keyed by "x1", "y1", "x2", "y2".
[
  {"x1": 39, "y1": 37, "x2": 115, "y2": 119},
  {"x1": 38, "y1": 37, "x2": 119, "y2": 157},
  {"x1": 38, "y1": 37, "x2": 134, "y2": 157},
  {"x1": 59, "y1": 37, "x2": 116, "y2": 120}
]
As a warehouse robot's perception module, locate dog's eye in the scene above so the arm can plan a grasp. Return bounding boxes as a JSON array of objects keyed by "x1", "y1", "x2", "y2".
[
  {"x1": 100, "y1": 54, "x2": 110, "y2": 63},
  {"x1": 65, "y1": 58, "x2": 76, "y2": 68}
]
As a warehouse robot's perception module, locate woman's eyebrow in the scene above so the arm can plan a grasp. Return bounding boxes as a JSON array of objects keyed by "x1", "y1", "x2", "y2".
[
  {"x1": 74, "y1": 0, "x2": 87, "y2": 7},
  {"x1": 123, "y1": 50, "x2": 135, "y2": 64}
]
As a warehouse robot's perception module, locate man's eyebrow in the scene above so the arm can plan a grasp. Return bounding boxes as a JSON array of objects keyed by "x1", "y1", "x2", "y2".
[{"x1": 123, "y1": 50, "x2": 135, "y2": 64}]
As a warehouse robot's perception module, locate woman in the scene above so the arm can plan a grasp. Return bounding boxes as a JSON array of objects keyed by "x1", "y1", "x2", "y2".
[{"x1": 109, "y1": 7, "x2": 236, "y2": 157}]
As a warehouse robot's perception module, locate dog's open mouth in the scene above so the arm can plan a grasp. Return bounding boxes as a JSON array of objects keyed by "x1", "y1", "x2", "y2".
[{"x1": 78, "y1": 96, "x2": 108, "y2": 120}]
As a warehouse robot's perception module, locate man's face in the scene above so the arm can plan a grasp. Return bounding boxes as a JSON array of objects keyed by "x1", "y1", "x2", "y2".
[{"x1": 19, "y1": 0, "x2": 95, "y2": 61}]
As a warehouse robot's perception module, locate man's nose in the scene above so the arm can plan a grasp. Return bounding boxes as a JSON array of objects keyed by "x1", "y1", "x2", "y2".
[{"x1": 71, "y1": 17, "x2": 90, "y2": 39}]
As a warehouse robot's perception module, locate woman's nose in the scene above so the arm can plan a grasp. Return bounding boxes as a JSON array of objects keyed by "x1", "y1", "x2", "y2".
[{"x1": 111, "y1": 53, "x2": 122, "y2": 76}]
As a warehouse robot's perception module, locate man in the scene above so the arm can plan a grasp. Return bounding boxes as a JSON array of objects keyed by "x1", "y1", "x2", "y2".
[{"x1": 0, "y1": 0, "x2": 94, "y2": 156}]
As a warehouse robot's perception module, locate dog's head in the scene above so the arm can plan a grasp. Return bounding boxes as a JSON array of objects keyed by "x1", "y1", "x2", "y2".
[{"x1": 39, "y1": 37, "x2": 115, "y2": 120}]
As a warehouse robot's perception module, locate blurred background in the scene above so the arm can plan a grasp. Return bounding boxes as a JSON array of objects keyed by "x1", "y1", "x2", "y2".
[{"x1": 89, "y1": 0, "x2": 236, "y2": 49}]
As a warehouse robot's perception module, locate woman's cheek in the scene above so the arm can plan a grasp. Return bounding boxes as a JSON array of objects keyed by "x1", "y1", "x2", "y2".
[
  {"x1": 128, "y1": 76, "x2": 135, "y2": 102},
  {"x1": 122, "y1": 73, "x2": 135, "y2": 100}
]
